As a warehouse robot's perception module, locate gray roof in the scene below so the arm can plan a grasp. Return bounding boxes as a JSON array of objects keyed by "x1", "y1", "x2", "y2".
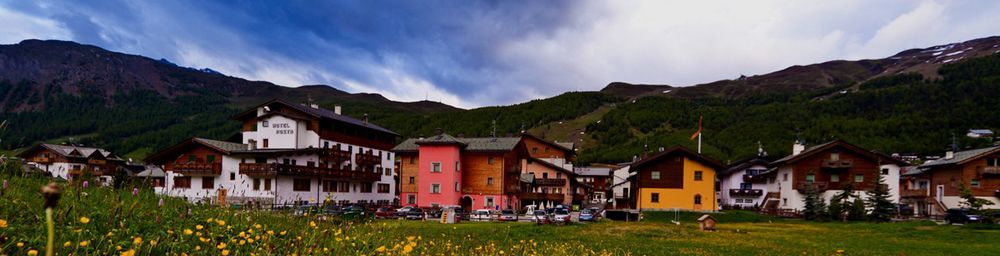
[
  {"x1": 193, "y1": 138, "x2": 249, "y2": 153},
  {"x1": 393, "y1": 136, "x2": 522, "y2": 152},
  {"x1": 276, "y1": 99, "x2": 398, "y2": 135},
  {"x1": 38, "y1": 144, "x2": 121, "y2": 160},
  {"x1": 574, "y1": 167, "x2": 611, "y2": 176},
  {"x1": 414, "y1": 133, "x2": 465, "y2": 146},
  {"x1": 968, "y1": 129, "x2": 993, "y2": 134},
  {"x1": 556, "y1": 142, "x2": 575, "y2": 150},
  {"x1": 900, "y1": 166, "x2": 926, "y2": 176},
  {"x1": 921, "y1": 146, "x2": 1000, "y2": 167}
]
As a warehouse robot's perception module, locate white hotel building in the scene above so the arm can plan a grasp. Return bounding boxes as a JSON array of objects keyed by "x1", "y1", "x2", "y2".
[{"x1": 146, "y1": 99, "x2": 398, "y2": 206}]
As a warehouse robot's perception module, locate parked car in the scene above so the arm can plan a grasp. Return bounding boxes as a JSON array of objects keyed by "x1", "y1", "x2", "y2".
[
  {"x1": 945, "y1": 208, "x2": 984, "y2": 224},
  {"x1": 471, "y1": 209, "x2": 495, "y2": 221},
  {"x1": 427, "y1": 208, "x2": 444, "y2": 219},
  {"x1": 404, "y1": 208, "x2": 425, "y2": 220},
  {"x1": 499, "y1": 209, "x2": 518, "y2": 221},
  {"x1": 994, "y1": 211, "x2": 1000, "y2": 224},
  {"x1": 529, "y1": 210, "x2": 549, "y2": 224},
  {"x1": 374, "y1": 207, "x2": 397, "y2": 219},
  {"x1": 552, "y1": 208, "x2": 572, "y2": 224},
  {"x1": 579, "y1": 208, "x2": 599, "y2": 221},
  {"x1": 396, "y1": 206, "x2": 415, "y2": 217}
]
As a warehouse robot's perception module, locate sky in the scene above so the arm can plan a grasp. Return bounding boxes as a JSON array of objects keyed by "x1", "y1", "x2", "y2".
[{"x1": 1, "y1": 0, "x2": 999, "y2": 108}]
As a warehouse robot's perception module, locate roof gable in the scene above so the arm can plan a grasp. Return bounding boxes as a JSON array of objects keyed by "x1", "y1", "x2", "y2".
[
  {"x1": 521, "y1": 133, "x2": 574, "y2": 155},
  {"x1": 770, "y1": 140, "x2": 907, "y2": 167},
  {"x1": 921, "y1": 146, "x2": 1000, "y2": 167},
  {"x1": 145, "y1": 137, "x2": 247, "y2": 164},
  {"x1": 630, "y1": 146, "x2": 726, "y2": 171},
  {"x1": 233, "y1": 98, "x2": 397, "y2": 135}
]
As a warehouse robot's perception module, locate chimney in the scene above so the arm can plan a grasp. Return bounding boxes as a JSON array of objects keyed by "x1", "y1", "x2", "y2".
[
  {"x1": 334, "y1": 105, "x2": 342, "y2": 115},
  {"x1": 792, "y1": 140, "x2": 805, "y2": 156},
  {"x1": 310, "y1": 104, "x2": 319, "y2": 109},
  {"x1": 362, "y1": 113, "x2": 369, "y2": 124},
  {"x1": 945, "y1": 150, "x2": 954, "y2": 160}
]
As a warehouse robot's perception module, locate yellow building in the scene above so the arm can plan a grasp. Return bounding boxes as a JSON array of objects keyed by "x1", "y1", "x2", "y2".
[{"x1": 630, "y1": 146, "x2": 725, "y2": 211}]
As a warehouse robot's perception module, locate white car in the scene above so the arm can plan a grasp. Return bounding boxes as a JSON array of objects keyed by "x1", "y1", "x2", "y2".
[
  {"x1": 471, "y1": 209, "x2": 495, "y2": 221},
  {"x1": 552, "y1": 209, "x2": 572, "y2": 224},
  {"x1": 528, "y1": 210, "x2": 549, "y2": 223}
]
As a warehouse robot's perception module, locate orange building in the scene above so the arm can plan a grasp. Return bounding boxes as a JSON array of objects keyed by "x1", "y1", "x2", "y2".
[{"x1": 630, "y1": 146, "x2": 725, "y2": 211}]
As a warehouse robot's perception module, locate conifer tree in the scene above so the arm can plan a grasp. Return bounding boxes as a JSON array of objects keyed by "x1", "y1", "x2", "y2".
[{"x1": 866, "y1": 168, "x2": 895, "y2": 222}]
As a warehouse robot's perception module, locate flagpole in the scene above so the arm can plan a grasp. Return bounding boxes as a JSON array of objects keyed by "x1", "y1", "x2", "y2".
[{"x1": 698, "y1": 132, "x2": 702, "y2": 153}]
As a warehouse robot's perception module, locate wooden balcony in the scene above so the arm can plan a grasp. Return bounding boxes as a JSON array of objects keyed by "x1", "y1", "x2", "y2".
[
  {"x1": 900, "y1": 188, "x2": 930, "y2": 198},
  {"x1": 729, "y1": 189, "x2": 764, "y2": 197},
  {"x1": 354, "y1": 150, "x2": 381, "y2": 167},
  {"x1": 980, "y1": 166, "x2": 1000, "y2": 175},
  {"x1": 794, "y1": 181, "x2": 829, "y2": 191},
  {"x1": 821, "y1": 159, "x2": 853, "y2": 169},
  {"x1": 520, "y1": 192, "x2": 564, "y2": 202},
  {"x1": 87, "y1": 159, "x2": 107, "y2": 165},
  {"x1": 69, "y1": 168, "x2": 106, "y2": 177},
  {"x1": 170, "y1": 163, "x2": 222, "y2": 175},
  {"x1": 322, "y1": 148, "x2": 352, "y2": 163},
  {"x1": 238, "y1": 163, "x2": 380, "y2": 182},
  {"x1": 533, "y1": 178, "x2": 566, "y2": 186},
  {"x1": 31, "y1": 157, "x2": 53, "y2": 164},
  {"x1": 743, "y1": 174, "x2": 768, "y2": 183}
]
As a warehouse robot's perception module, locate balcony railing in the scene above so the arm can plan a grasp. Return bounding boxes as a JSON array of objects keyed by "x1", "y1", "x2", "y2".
[
  {"x1": 980, "y1": 166, "x2": 1000, "y2": 175},
  {"x1": 900, "y1": 188, "x2": 930, "y2": 198},
  {"x1": 794, "y1": 181, "x2": 829, "y2": 191},
  {"x1": 729, "y1": 189, "x2": 764, "y2": 197},
  {"x1": 743, "y1": 174, "x2": 768, "y2": 183},
  {"x1": 87, "y1": 159, "x2": 107, "y2": 165},
  {"x1": 821, "y1": 159, "x2": 853, "y2": 169},
  {"x1": 354, "y1": 150, "x2": 381, "y2": 166},
  {"x1": 69, "y1": 168, "x2": 106, "y2": 177},
  {"x1": 238, "y1": 163, "x2": 380, "y2": 182},
  {"x1": 322, "y1": 148, "x2": 352, "y2": 163},
  {"x1": 533, "y1": 178, "x2": 566, "y2": 186},
  {"x1": 31, "y1": 157, "x2": 52, "y2": 163},
  {"x1": 520, "y1": 192, "x2": 564, "y2": 201},
  {"x1": 170, "y1": 163, "x2": 222, "y2": 175}
]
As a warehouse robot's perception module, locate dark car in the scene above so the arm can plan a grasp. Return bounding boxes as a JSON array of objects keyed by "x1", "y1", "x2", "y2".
[
  {"x1": 374, "y1": 207, "x2": 397, "y2": 219},
  {"x1": 945, "y1": 208, "x2": 984, "y2": 224},
  {"x1": 404, "y1": 208, "x2": 425, "y2": 220},
  {"x1": 427, "y1": 208, "x2": 444, "y2": 219}
]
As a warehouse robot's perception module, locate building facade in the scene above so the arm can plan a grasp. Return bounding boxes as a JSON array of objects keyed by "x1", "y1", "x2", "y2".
[
  {"x1": 629, "y1": 146, "x2": 724, "y2": 211},
  {"x1": 719, "y1": 156, "x2": 770, "y2": 209},
  {"x1": 18, "y1": 143, "x2": 125, "y2": 185},
  {"x1": 574, "y1": 166, "x2": 613, "y2": 204},
  {"x1": 761, "y1": 140, "x2": 906, "y2": 213},
  {"x1": 146, "y1": 99, "x2": 398, "y2": 206},
  {"x1": 900, "y1": 146, "x2": 1000, "y2": 217}
]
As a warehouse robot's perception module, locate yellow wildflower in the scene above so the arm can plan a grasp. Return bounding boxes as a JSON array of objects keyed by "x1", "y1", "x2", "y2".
[
  {"x1": 133, "y1": 237, "x2": 143, "y2": 245},
  {"x1": 403, "y1": 244, "x2": 414, "y2": 254},
  {"x1": 183, "y1": 229, "x2": 194, "y2": 235},
  {"x1": 222, "y1": 250, "x2": 231, "y2": 256},
  {"x1": 196, "y1": 245, "x2": 201, "y2": 251},
  {"x1": 0, "y1": 219, "x2": 7, "y2": 228},
  {"x1": 217, "y1": 242, "x2": 227, "y2": 250},
  {"x1": 121, "y1": 249, "x2": 136, "y2": 256},
  {"x1": 309, "y1": 221, "x2": 317, "y2": 228},
  {"x1": 254, "y1": 223, "x2": 262, "y2": 229},
  {"x1": 279, "y1": 231, "x2": 287, "y2": 236},
  {"x1": 79, "y1": 217, "x2": 90, "y2": 224},
  {"x1": 267, "y1": 230, "x2": 275, "y2": 235},
  {"x1": 376, "y1": 246, "x2": 386, "y2": 252},
  {"x1": 63, "y1": 241, "x2": 72, "y2": 247},
  {"x1": 79, "y1": 241, "x2": 90, "y2": 247},
  {"x1": 216, "y1": 220, "x2": 226, "y2": 226},
  {"x1": 16, "y1": 242, "x2": 24, "y2": 248},
  {"x1": 27, "y1": 249, "x2": 39, "y2": 256},
  {"x1": 150, "y1": 240, "x2": 158, "y2": 246},
  {"x1": 239, "y1": 231, "x2": 247, "y2": 238},
  {"x1": 196, "y1": 225, "x2": 204, "y2": 230}
]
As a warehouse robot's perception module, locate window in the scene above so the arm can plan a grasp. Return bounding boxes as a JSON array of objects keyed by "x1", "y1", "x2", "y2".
[
  {"x1": 694, "y1": 171, "x2": 703, "y2": 181},
  {"x1": 454, "y1": 182, "x2": 460, "y2": 192},
  {"x1": 264, "y1": 179, "x2": 272, "y2": 191},
  {"x1": 338, "y1": 182, "x2": 349, "y2": 192},
  {"x1": 293, "y1": 179, "x2": 311, "y2": 191},
  {"x1": 651, "y1": 193, "x2": 660, "y2": 203},
  {"x1": 782, "y1": 198, "x2": 787, "y2": 206},
  {"x1": 455, "y1": 161, "x2": 460, "y2": 172},
  {"x1": 207, "y1": 155, "x2": 216, "y2": 163},
  {"x1": 253, "y1": 179, "x2": 261, "y2": 190},
  {"x1": 740, "y1": 183, "x2": 752, "y2": 190},
  {"x1": 431, "y1": 162, "x2": 442, "y2": 172},
  {"x1": 532, "y1": 147, "x2": 538, "y2": 153},
  {"x1": 542, "y1": 173, "x2": 549, "y2": 179},
  {"x1": 407, "y1": 195, "x2": 416, "y2": 204},
  {"x1": 431, "y1": 184, "x2": 441, "y2": 194},
  {"x1": 488, "y1": 156, "x2": 494, "y2": 165},
  {"x1": 557, "y1": 173, "x2": 562, "y2": 179},
  {"x1": 322, "y1": 180, "x2": 336, "y2": 192},
  {"x1": 971, "y1": 179, "x2": 980, "y2": 188},
  {"x1": 262, "y1": 121, "x2": 269, "y2": 127},
  {"x1": 188, "y1": 155, "x2": 197, "y2": 162},
  {"x1": 989, "y1": 158, "x2": 1000, "y2": 167},
  {"x1": 174, "y1": 177, "x2": 191, "y2": 188},
  {"x1": 378, "y1": 184, "x2": 390, "y2": 193},
  {"x1": 409, "y1": 157, "x2": 416, "y2": 164},
  {"x1": 783, "y1": 173, "x2": 789, "y2": 181},
  {"x1": 408, "y1": 176, "x2": 415, "y2": 184},
  {"x1": 830, "y1": 152, "x2": 840, "y2": 161},
  {"x1": 262, "y1": 139, "x2": 269, "y2": 148},
  {"x1": 361, "y1": 183, "x2": 373, "y2": 193},
  {"x1": 854, "y1": 174, "x2": 864, "y2": 183},
  {"x1": 283, "y1": 159, "x2": 291, "y2": 165},
  {"x1": 202, "y1": 178, "x2": 214, "y2": 189},
  {"x1": 307, "y1": 161, "x2": 315, "y2": 167},
  {"x1": 694, "y1": 194, "x2": 702, "y2": 205},
  {"x1": 651, "y1": 171, "x2": 661, "y2": 180},
  {"x1": 323, "y1": 141, "x2": 330, "y2": 148},
  {"x1": 485, "y1": 197, "x2": 495, "y2": 207},
  {"x1": 384, "y1": 167, "x2": 391, "y2": 176},
  {"x1": 806, "y1": 174, "x2": 815, "y2": 183},
  {"x1": 831, "y1": 174, "x2": 840, "y2": 182},
  {"x1": 487, "y1": 177, "x2": 494, "y2": 186},
  {"x1": 881, "y1": 168, "x2": 889, "y2": 175}
]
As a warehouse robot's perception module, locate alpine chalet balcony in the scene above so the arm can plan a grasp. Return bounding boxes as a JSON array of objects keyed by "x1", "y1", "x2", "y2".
[
  {"x1": 322, "y1": 148, "x2": 352, "y2": 163},
  {"x1": 900, "y1": 188, "x2": 930, "y2": 198},
  {"x1": 794, "y1": 181, "x2": 829, "y2": 191},
  {"x1": 729, "y1": 189, "x2": 764, "y2": 197},
  {"x1": 354, "y1": 150, "x2": 381, "y2": 167},
  {"x1": 31, "y1": 157, "x2": 53, "y2": 164},
  {"x1": 238, "y1": 163, "x2": 380, "y2": 182},
  {"x1": 170, "y1": 163, "x2": 222, "y2": 175},
  {"x1": 980, "y1": 166, "x2": 1000, "y2": 175},
  {"x1": 742, "y1": 174, "x2": 768, "y2": 183},
  {"x1": 533, "y1": 178, "x2": 566, "y2": 186},
  {"x1": 520, "y1": 192, "x2": 564, "y2": 202},
  {"x1": 821, "y1": 159, "x2": 853, "y2": 169}
]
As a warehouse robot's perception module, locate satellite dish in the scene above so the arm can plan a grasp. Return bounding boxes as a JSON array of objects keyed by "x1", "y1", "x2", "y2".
[{"x1": 263, "y1": 106, "x2": 271, "y2": 112}]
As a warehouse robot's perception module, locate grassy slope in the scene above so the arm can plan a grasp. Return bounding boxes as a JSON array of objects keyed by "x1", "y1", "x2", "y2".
[
  {"x1": 2, "y1": 173, "x2": 998, "y2": 255},
  {"x1": 527, "y1": 104, "x2": 615, "y2": 150}
]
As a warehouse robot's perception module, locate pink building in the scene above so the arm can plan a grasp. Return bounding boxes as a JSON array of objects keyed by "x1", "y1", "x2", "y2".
[{"x1": 414, "y1": 136, "x2": 464, "y2": 208}]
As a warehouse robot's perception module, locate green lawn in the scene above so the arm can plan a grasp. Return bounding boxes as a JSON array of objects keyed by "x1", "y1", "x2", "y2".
[{"x1": 1, "y1": 171, "x2": 998, "y2": 255}]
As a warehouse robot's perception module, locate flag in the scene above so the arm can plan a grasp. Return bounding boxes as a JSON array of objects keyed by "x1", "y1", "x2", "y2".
[{"x1": 690, "y1": 115, "x2": 702, "y2": 140}]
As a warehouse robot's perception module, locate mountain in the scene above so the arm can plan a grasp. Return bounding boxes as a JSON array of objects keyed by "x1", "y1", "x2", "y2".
[{"x1": 2, "y1": 37, "x2": 1000, "y2": 164}]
